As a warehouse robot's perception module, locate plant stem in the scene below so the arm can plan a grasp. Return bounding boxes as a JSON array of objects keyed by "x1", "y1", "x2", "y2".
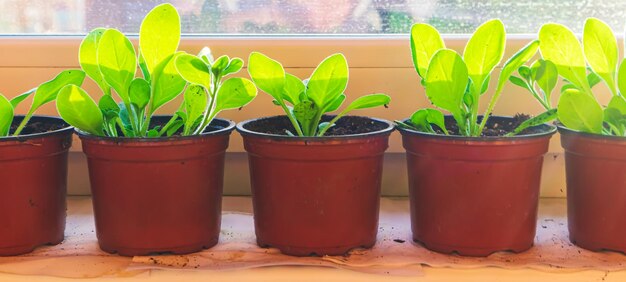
[{"x1": 12, "y1": 113, "x2": 32, "y2": 136}]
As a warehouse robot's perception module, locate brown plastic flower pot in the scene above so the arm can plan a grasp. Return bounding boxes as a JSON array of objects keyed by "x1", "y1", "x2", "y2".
[
  {"x1": 398, "y1": 116, "x2": 556, "y2": 257},
  {"x1": 237, "y1": 116, "x2": 394, "y2": 256},
  {"x1": 0, "y1": 116, "x2": 72, "y2": 256},
  {"x1": 78, "y1": 117, "x2": 235, "y2": 256},
  {"x1": 560, "y1": 126, "x2": 626, "y2": 253}
]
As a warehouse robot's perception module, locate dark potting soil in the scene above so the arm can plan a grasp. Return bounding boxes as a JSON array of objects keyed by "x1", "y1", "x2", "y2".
[
  {"x1": 10, "y1": 119, "x2": 67, "y2": 135},
  {"x1": 429, "y1": 114, "x2": 545, "y2": 137},
  {"x1": 244, "y1": 116, "x2": 389, "y2": 136}
]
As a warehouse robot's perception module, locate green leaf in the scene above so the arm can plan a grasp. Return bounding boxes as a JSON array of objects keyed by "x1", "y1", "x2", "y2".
[
  {"x1": 248, "y1": 52, "x2": 286, "y2": 99},
  {"x1": 129, "y1": 78, "x2": 150, "y2": 109},
  {"x1": 97, "y1": 29, "x2": 136, "y2": 103},
  {"x1": 282, "y1": 73, "x2": 304, "y2": 105},
  {"x1": 212, "y1": 55, "x2": 230, "y2": 74},
  {"x1": 175, "y1": 53, "x2": 211, "y2": 90},
  {"x1": 617, "y1": 59, "x2": 626, "y2": 95},
  {"x1": 30, "y1": 69, "x2": 86, "y2": 115},
  {"x1": 557, "y1": 88, "x2": 603, "y2": 134},
  {"x1": 56, "y1": 85, "x2": 104, "y2": 135},
  {"x1": 324, "y1": 94, "x2": 346, "y2": 113},
  {"x1": 608, "y1": 95, "x2": 626, "y2": 114},
  {"x1": 508, "y1": 109, "x2": 557, "y2": 136},
  {"x1": 410, "y1": 23, "x2": 445, "y2": 77},
  {"x1": 306, "y1": 53, "x2": 349, "y2": 108},
  {"x1": 464, "y1": 19, "x2": 506, "y2": 95},
  {"x1": 410, "y1": 108, "x2": 448, "y2": 134},
  {"x1": 151, "y1": 52, "x2": 186, "y2": 112},
  {"x1": 509, "y1": 76, "x2": 530, "y2": 90},
  {"x1": 496, "y1": 40, "x2": 539, "y2": 98},
  {"x1": 424, "y1": 49, "x2": 468, "y2": 117},
  {"x1": 139, "y1": 3, "x2": 180, "y2": 74},
  {"x1": 293, "y1": 100, "x2": 318, "y2": 124},
  {"x1": 10, "y1": 88, "x2": 34, "y2": 108},
  {"x1": 183, "y1": 85, "x2": 208, "y2": 135},
  {"x1": 214, "y1": 77, "x2": 258, "y2": 113},
  {"x1": 539, "y1": 23, "x2": 590, "y2": 93},
  {"x1": 587, "y1": 71, "x2": 602, "y2": 88},
  {"x1": 80, "y1": 28, "x2": 110, "y2": 94},
  {"x1": 518, "y1": 66, "x2": 532, "y2": 80},
  {"x1": 98, "y1": 95, "x2": 120, "y2": 119},
  {"x1": 341, "y1": 93, "x2": 391, "y2": 112},
  {"x1": 0, "y1": 94, "x2": 13, "y2": 136},
  {"x1": 138, "y1": 48, "x2": 151, "y2": 81},
  {"x1": 533, "y1": 59, "x2": 558, "y2": 99},
  {"x1": 583, "y1": 18, "x2": 618, "y2": 95},
  {"x1": 223, "y1": 58, "x2": 244, "y2": 76}
]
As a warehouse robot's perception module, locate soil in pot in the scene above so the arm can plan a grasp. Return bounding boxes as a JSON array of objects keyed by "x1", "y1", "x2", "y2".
[
  {"x1": 560, "y1": 127, "x2": 626, "y2": 253},
  {"x1": 0, "y1": 116, "x2": 72, "y2": 256},
  {"x1": 238, "y1": 115, "x2": 394, "y2": 257},
  {"x1": 400, "y1": 116, "x2": 556, "y2": 257},
  {"x1": 80, "y1": 117, "x2": 235, "y2": 257}
]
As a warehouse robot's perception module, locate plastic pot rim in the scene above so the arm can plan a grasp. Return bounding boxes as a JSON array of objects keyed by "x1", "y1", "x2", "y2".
[
  {"x1": 236, "y1": 115, "x2": 395, "y2": 141},
  {"x1": 0, "y1": 115, "x2": 73, "y2": 143},
  {"x1": 397, "y1": 115, "x2": 557, "y2": 142},
  {"x1": 76, "y1": 117, "x2": 235, "y2": 143}
]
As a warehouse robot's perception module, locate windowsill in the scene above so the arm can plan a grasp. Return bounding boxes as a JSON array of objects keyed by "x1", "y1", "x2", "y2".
[{"x1": 0, "y1": 197, "x2": 624, "y2": 281}]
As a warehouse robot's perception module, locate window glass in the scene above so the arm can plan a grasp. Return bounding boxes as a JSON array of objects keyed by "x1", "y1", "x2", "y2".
[{"x1": 0, "y1": 0, "x2": 624, "y2": 35}]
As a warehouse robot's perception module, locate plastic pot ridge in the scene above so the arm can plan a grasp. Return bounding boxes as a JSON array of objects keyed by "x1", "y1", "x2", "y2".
[
  {"x1": 237, "y1": 116, "x2": 394, "y2": 256},
  {"x1": 560, "y1": 126, "x2": 626, "y2": 253},
  {"x1": 0, "y1": 116, "x2": 72, "y2": 256},
  {"x1": 399, "y1": 116, "x2": 556, "y2": 257},
  {"x1": 79, "y1": 117, "x2": 235, "y2": 256}
]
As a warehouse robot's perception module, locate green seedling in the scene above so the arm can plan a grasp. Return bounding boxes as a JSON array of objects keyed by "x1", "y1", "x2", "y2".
[
  {"x1": 539, "y1": 18, "x2": 626, "y2": 136},
  {"x1": 398, "y1": 19, "x2": 550, "y2": 136},
  {"x1": 56, "y1": 3, "x2": 256, "y2": 137},
  {"x1": 174, "y1": 47, "x2": 256, "y2": 135},
  {"x1": 0, "y1": 70, "x2": 85, "y2": 137},
  {"x1": 247, "y1": 52, "x2": 390, "y2": 137}
]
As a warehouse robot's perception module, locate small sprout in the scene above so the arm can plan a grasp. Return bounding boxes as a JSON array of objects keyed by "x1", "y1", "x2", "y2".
[
  {"x1": 248, "y1": 52, "x2": 391, "y2": 137},
  {"x1": 402, "y1": 20, "x2": 542, "y2": 136}
]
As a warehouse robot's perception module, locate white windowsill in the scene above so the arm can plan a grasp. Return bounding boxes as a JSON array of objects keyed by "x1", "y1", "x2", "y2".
[{"x1": 0, "y1": 196, "x2": 624, "y2": 282}]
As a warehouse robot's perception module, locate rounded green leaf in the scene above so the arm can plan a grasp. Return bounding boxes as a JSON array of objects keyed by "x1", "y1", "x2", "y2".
[
  {"x1": 583, "y1": 18, "x2": 618, "y2": 95},
  {"x1": 10, "y1": 88, "x2": 35, "y2": 109},
  {"x1": 557, "y1": 89, "x2": 603, "y2": 134},
  {"x1": 98, "y1": 94, "x2": 120, "y2": 119},
  {"x1": 496, "y1": 40, "x2": 539, "y2": 95},
  {"x1": 223, "y1": 58, "x2": 244, "y2": 75},
  {"x1": 425, "y1": 49, "x2": 468, "y2": 115},
  {"x1": 306, "y1": 53, "x2": 349, "y2": 108},
  {"x1": 539, "y1": 23, "x2": 590, "y2": 93},
  {"x1": 183, "y1": 84, "x2": 208, "y2": 134},
  {"x1": 343, "y1": 93, "x2": 390, "y2": 112},
  {"x1": 248, "y1": 52, "x2": 286, "y2": 99},
  {"x1": 215, "y1": 77, "x2": 258, "y2": 112},
  {"x1": 464, "y1": 19, "x2": 506, "y2": 95},
  {"x1": 30, "y1": 69, "x2": 86, "y2": 115},
  {"x1": 410, "y1": 23, "x2": 445, "y2": 77},
  {"x1": 151, "y1": 53, "x2": 186, "y2": 112},
  {"x1": 129, "y1": 78, "x2": 150, "y2": 109},
  {"x1": 608, "y1": 95, "x2": 626, "y2": 114},
  {"x1": 139, "y1": 3, "x2": 181, "y2": 74},
  {"x1": 175, "y1": 53, "x2": 211, "y2": 90},
  {"x1": 0, "y1": 94, "x2": 13, "y2": 136},
  {"x1": 97, "y1": 29, "x2": 136, "y2": 103},
  {"x1": 323, "y1": 94, "x2": 346, "y2": 113},
  {"x1": 532, "y1": 59, "x2": 558, "y2": 99},
  {"x1": 56, "y1": 85, "x2": 104, "y2": 135},
  {"x1": 80, "y1": 28, "x2": 110, "y2": 94},
  {"x1": 282, "y1": 73, "x2": 304, "y2": 105}
]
